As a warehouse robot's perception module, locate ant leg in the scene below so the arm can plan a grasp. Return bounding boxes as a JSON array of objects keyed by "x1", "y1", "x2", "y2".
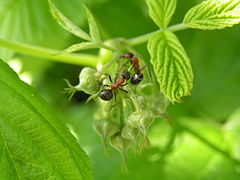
[
  {"x1": 120, "y1": 83, "x2": 128, "y2": 87},
  {"x1": 139, "y1": 64, "x2": 148, "y2": 72},
  {"x1": 122, "y1": 60, "x2": 130, "y2": 68},
  {"x1": 119, "y1": 88, "x2": 128, "y2": 93},
  {"x1": 109, "y1": 75, "x2": 113, "y2": 83},
  {"x1": 103, "y1": 84, "x2": 110, "y2": 87},
  {"x1": 104, "y1": 74, "x2": 113, "y2": 83}
]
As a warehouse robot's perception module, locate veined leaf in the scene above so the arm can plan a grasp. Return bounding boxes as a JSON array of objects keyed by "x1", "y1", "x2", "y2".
[
  {"x1": 48, "y1": 0, "x2": 91, "y2": 41},
  {"x1": 61, "y1": 42, "x2": 99, "y2": 54},
  {"x1": 147, "y1": 31, "x2": 193, "y2": 103},
  {"x1": 184, "y1": 0, "x2": 240, "y2": 30},
  {"x1": 0, "y1": 59, "x2": 92, "y2": 179},
  {"x1": 84, "y1": 6, "x2": 102, "y2": 43},
  {"x1": 146, "y1": 0, "x2": 177, "y2": 28}
]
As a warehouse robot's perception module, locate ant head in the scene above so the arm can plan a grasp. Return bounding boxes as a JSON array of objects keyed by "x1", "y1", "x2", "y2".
[
  {"x1": 122, "y1": 52, "x2": 134, "y2": 59},
  {"x1": 99, "y1": 89, "x2": 113, "y2": 101},
  {"x1": 121, "y1": 70, "x2": 131, "y2": 80},
  {"x1": 131, "y1": 73, "x2": 143, "y2": 84}
]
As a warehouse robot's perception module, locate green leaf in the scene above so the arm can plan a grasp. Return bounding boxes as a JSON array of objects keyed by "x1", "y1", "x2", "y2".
[
  {"x1": 48, "y1": 0, "x2": 91, "y2": 41},
  {"x1": 0, "y1": 0, "x2": 86, "y2": 60},
  {"x1": 147, "y1": 31, "x2": 193, "y2": 103},
  {"x1": 84, "y1": 6, "x2": 102, "y2": 43},
  {"x1": 60, "y1": 42, "x2": 99, "y2": 54},
  {"x1": 0, "y1": 59, "x2": 92, "y2": 180},
  {"x1": 146, "y1": 0, "x2": 177, "y2": 28},
  {"x1": 184, "y1": 0, "x2": 240, "y2": 30}
]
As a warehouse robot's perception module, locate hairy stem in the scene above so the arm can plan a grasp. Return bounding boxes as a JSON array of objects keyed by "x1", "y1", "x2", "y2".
[
  {"x1": 0, "y1": 38, "x2": 99, "y2": 67},
  {"x1": 128, "y1": 23, "x2": 188, "y2": 46},
  {"x1": 0, "y1": 23, "x2": 188, "y2": 67}
]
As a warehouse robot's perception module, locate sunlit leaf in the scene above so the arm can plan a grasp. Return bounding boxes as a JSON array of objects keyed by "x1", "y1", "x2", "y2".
[
  {"x1": 184, "y1": 0, "x2": 240, "y2": 30},
  {"x1": 147, "y1": 31, "x2": 193, "y2": 103},
  {"x1": 0, "y1": 59, "x2": 92, "y2": 180},
  {"x1": 146, "y1": 0, "x2": 177, "y2": 28},
  {"x1": 49, "y1": 0, "x2": 91, "y2": 41}
]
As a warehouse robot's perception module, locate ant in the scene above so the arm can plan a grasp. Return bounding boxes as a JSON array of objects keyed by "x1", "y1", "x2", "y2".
[
  {"x1": 121, "y1": 52, "x2": 144, "y2": 84},
  {"x1": 99, "y1": 70, "x2": 131, "y2": 101}
]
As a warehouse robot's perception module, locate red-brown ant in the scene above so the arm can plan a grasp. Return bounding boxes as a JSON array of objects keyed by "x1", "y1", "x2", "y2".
[
  {"x1": 121, "y1": 52, "x2": 144, "y2": 84},
  {"x1": 99, "y1": 70, "x2": 131, "y2": 101}
]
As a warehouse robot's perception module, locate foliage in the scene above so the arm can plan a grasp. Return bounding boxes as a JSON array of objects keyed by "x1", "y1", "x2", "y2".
[
  {"x1": 184, "y1": 0, "x2": 240, "y2": 30},
  {"x1": 0, "y1": 59, "x2": 92, "y2": 179},
  {"x1": 148, "y1": 31, "x2": 193, "y2": 102}
]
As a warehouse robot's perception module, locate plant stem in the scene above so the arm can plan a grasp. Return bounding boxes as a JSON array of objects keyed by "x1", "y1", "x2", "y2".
[
  {"x1": 0, "y1": 38, "x2": 99, "y2": 67},
  {"x1": 128, "y1": 23, "x2": 188, "y2": 46},
  {"x1": 0, "y1": 23, "x2": 188, "y2": 66},
  {"x1": 100, "y1": 43, "x2": 116, "y2": 51}
]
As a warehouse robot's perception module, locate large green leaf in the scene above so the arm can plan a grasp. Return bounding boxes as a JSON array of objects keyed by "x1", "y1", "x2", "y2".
[
  {"x1": 0, "y1": 0, "x2": 86, "y2": 59},
  {"x1": 184, "y1": 0, "x2": 240, "y2": 30},
  {"x1": 148, "y1": 31, "x2": 193, "y2": 103},
  {"x1": 0, "y1": 59, "x2": 92, "y2": 179}
]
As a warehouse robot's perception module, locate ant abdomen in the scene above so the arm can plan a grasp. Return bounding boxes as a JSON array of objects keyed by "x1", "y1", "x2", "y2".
[
  {"x1": 100, "y1": 89, "x2": 113, "y2": 101},
  {"x1": 131, "y1": 73, "x2": 143, "y2": 84}
]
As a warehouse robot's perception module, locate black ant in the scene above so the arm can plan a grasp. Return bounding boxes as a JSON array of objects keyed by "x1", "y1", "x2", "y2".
[
  {"x1": 121, "y1": 52, "x2": 144, "y2": 84},
  {"x1": 99, "y1": 70, "x2": 131, "y2": 101}
]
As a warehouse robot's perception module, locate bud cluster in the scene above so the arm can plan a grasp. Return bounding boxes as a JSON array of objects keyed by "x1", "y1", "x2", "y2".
[{"x1": 64, "y1": 52, "x2": 169, "y2": 173}]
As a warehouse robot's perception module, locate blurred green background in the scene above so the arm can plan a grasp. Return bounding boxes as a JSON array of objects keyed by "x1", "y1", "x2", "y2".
[{"x1": 1, "y1": 0, "x2": 240, "y2": 179}]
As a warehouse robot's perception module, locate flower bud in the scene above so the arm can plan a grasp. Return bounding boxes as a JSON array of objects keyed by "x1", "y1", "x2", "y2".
[
  {"x1": 77, "y1": 67, "x2": 100, "y2": 94},
  {"x1": 94, "y1": 99, "x2": 119, "y2": 120},
  {"x1": 121, "y1": 125, "x2": 139, "y2": 142},
  {"x1": 64, "y1": 67, "x2": 101, "y2": 100},
  {"x1": 128, "y1": 110, "x2": 155, "y2": 147},
  {"x1": 93, "y1": 120, "x2": 119, "y2": 150},
  {"x1": 110, "y1": 134, "x2": 131, "y2": 174},
  {"x1": 121, "y1": 125, "x2": 140, "y2": 154}
]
